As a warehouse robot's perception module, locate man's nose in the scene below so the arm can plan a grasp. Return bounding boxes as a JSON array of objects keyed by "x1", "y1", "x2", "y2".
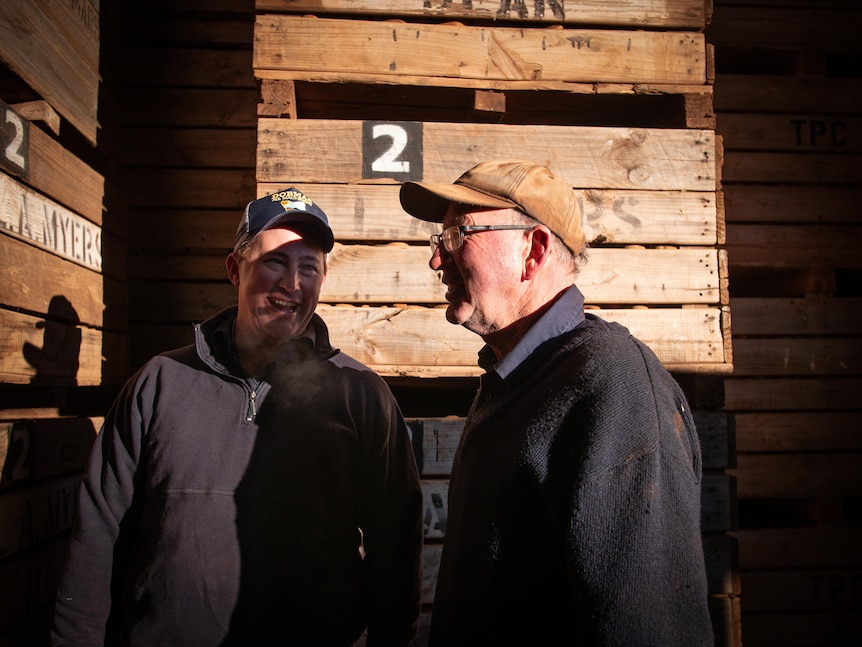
[
  {"x1": 429, "y1": 246, "x2": 444, "y2": 271},
  {"x1": 280, "y1": 268, "x2": 301, "y2": 291}
]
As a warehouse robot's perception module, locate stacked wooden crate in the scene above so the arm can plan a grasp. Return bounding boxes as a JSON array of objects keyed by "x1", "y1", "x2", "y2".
[
  {"x1": 708, "y1": 1, "x2": 862, "y2": 645},
  {"x1": 0, "y1": 1, "x2": 114, "y2": 644},
  {"x1": 253, "y1": 1, "x2": 736, "y2": 645}
]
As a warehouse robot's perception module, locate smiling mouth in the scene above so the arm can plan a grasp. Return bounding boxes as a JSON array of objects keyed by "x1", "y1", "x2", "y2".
[{"x1": 270, "y1": 297, "x2": 299, "y2": 312}]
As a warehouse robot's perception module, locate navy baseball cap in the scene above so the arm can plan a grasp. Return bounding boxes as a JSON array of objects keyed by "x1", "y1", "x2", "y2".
[{"x1": 234, "y1": 188, "x2": 334, "y2": 253}]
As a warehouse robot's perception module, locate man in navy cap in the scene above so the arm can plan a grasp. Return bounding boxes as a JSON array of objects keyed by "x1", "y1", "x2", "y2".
[{"x1": 52, "y1": 189, "x2": 423, "y2": 646}]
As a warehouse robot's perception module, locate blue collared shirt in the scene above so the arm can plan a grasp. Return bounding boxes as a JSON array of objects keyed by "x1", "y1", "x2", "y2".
[{"x1": 478, "y1": 284, "x2": 586, "y2": 378}]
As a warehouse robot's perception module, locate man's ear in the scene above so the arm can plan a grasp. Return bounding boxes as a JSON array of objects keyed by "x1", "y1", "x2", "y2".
[
  {"x1": 226, "y1": 253, "x2": 241, "y2": 287},
  {"x1": 523, "y1": 226, "x2": 552, "y2": 280}
]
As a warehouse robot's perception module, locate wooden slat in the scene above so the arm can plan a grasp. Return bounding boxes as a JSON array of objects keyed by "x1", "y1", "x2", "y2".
[
  {"x1": 722, "y1": 151, "x2": 862, "y2": 185},
  {"x1": 421, "y1": 474, "x2": 733, "y2": 537},
  {"x1": 731, "y1": 338, "x2": 862, "y2": 376},
  {"x1": 718, "y1": 113, "x2": 862, "y2": 152},
  {"x1": 0, "y1": 475, "x2": 80, "y2": 559},
  {"x1": 735, "y1": 412, "x2": 862, "y2": 453},
  {"x1": 0, "y1": 235, "x2": 103, "y2": 328},
  {"x1": 741, "y1": 568, "x2": 862, "y2": 612},
  {"x1": 726, "y1": 224, "x2": 862, "y2": 268},
  {"x1": 120, "y1": 127, "x2": 256, "y2": 168},
  {"x1": 0, "y1": 173, "x2": 103, "y2": 273},
  {"x1": 707, "y1": 6, "x2": 862, "y2": 51},
  {"x1": 254, "y1": 16, "x2": 707, "y2": 86},
  {"x1": 410, "y1": 412, "x2": 731, "y2": 477},
  {"x1": 258, "y1": 120, "x2": 717, "y2": 191},
  {"x1": 121, "y1": 88, "x2": 260, "y2": 128},
  {"x1": 123, "y1": 168, "x2": 256, "y2": 210},
  {"x1": 0, "y1": 418, "x2": 98, "y2": 488},
  {"x1": 714, "y1": 74, "x2": 862, "y2": 113},
  {"x1": 730, "y1": 297, "x2": 862, "y2": 336},
  {"x1": 0, "y1": 0, "x2": 99, "y2": 144},
  {"x1": 725, "y1": 377, "x2": 862, "y2": 411},
  {"x1": 0, "y1": 536, "x2": 68, "y2": 634},
  {"x1": 27, "y1": 127, "x2": 104, "y2": 226},
  {"x1": 122, "y1": 48, "x2": 254, "y2": 87},
  {"x1": 731, "y1": 453, "x2": 862, "y2": 499},
  {"x1": 130, "y1": 245, "x2": 721, "y2": 306},
  {"x1": 741, "y1": 611, "x2": 862, "y2": 647},
  {"x1": 0, "y1": 309, "x2": 103, "y2": 387},
  {"x1": 724, "y1": 185, "x2": 862, "y2": 224},
  {"x1": 254, "y1": 0, "x2": 709, "y2": 29},
  {"x1": 128, "y1": 306, "x2": 730, "y2": 375},
  {"x1": 255, "y1": 183, "x2": 719, "y2": 246},
  {"x1": 734, "y1": 527, "x2": 862, "y2": 570}
]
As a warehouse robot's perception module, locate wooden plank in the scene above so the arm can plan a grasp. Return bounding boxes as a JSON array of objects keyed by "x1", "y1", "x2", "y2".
[
  {"x1": 28, "y1": 126, "x2": 104, "y2": 226},
  {"x1": 123, "y1": 48, "x2": 254, "y2": 88},
  {"x1": 0, "y1": 0, "x2": 99, "y2": 144},
  {"x1": 0, "y1": 536, "x2": 68, "y2": 634},
  {"x1": 325, "y1": 246, "x2": 720, "y2": 304},
  {"x1": 731, "y1": 338, "x2": 862, "y2": 376},
  {"x1": 0, "y1": 173, "x2": 102, "y2": 273},
  {"x1": 421, "y1": 474, "x2": 733, "y2": 539},
  {"x1": 718, "y1": 113, "x2": 862, "y2": 152},
  {"x1": 734, "y1": 527, "x2": 862, "y2": 570},
  {"x1": 724, "y1": 185, "x2": 862, "y2": 225},
  {"x1": 258, "y1": 119, "x2": 717, "y2": 191},
  {"x1": 741, "y1": 568, "x2": 862, "y2": 612},
  {"x1": 735, "y1": 412, "x2": 862, "y2": 453},
  {"x1": 128, "y1": 304, "x2": 730, "y2": 374},
  {"x1": 731, "y1": 453, "x2": 862, "y2": 499},
  {"x1": 725, "y1": 224, "x2": 862, "y2": 268},
  {"x1": 707, "y1": 7, "x2": 862, "y2": 51},
  {"x1": 725, "y1": 377, "x2": 862, "y2": 411},
  {"x1": 722, "y1": 151, "x2": 862, "y2": 185},
  {"x1": 0, "y1": 475, "x2": 80, "y2": 559},
  {"x1": 120, "y1": 127, "x2": 256, "y2": 168},
  {"x1": 730, "y1": 298, "x2": 862, "y2": 336},
  {"x1": 254, "y1": 0, "x2": 709, "y2": 29},
  {"x1": 0, "y1": 309, "x2": 103, "y2": 387},
  {"x1": 714, "y1": 74, "x2": 862, "y2": 113},
  {"x1": 121, "y1": 88, "x2": 260, "y2": 128},
  {"x1": 254, "y1": 16, "x2": 708, "y2": 86},
  {"x1": 410, "y1": 411, "x2": 731, "y2": 477},
  {"x1": 123, "y1": 168, "x2": 256, "y2": 210},
  {"x1": 0, "y1": 235, "x2": 104, "y2": 328},
  {"x1": 130, "y1": 246, "x2": 721, "y2": 307},
  {"x1": 0, "y1": 418, "x2": 98, "y2": 488},
  {"x1": 742, "y1": 610, "x2": 862, "y2": 647},
  {"x1": 256, "y1": 183, "x2": 719, "y2": 247}
]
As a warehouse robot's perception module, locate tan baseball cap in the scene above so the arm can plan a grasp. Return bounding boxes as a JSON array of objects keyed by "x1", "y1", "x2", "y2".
[{"x1": 399, "y1": 159, "x2": 586, "y2": 256}]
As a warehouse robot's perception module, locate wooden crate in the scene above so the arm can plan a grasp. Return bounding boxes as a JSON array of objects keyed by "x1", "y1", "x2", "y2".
[
  {"x1": 709, "y1": 1, "x2": 862, "y2": 645},
  {"x1": 253, "y1": 3, "x2": 734, "y2": 646}
]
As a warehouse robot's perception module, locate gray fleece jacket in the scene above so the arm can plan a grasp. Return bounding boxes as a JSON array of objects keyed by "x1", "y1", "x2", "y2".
[{"x1": 52, "y1": 307, "x2": 423, "y2": 647}]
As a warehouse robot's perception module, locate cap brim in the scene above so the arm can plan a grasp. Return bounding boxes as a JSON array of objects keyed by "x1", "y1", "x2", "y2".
[
  {"x1": 400, "y1": 181, "x2": 517, "y2": 222},
  {"x1": 263, "y1": 212, "x2": 335, "y2": 252}
]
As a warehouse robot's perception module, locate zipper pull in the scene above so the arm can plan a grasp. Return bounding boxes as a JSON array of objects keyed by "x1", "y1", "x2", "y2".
[{"x1": 246, "y1": 388, "x2": 257, "y2": 422}]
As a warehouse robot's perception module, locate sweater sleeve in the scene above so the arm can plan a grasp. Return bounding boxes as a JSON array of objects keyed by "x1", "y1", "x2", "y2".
[
  {"x1": 51, "y1": 375, "x2": 148, "y2": 647},
  {"x1": 357, "y1": 379, "x2": 424, "y2": 647},
  {"x1": 565, "y1": 343, "x2": 713, "y2": 647}
]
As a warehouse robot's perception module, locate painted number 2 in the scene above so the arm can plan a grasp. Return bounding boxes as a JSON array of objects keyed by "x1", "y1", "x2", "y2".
[
  {"x1": 362, "y1": 121, "x2": 423, "y2": 181},
  {"x1": 0, "y1": 99, "x2": 29, "y2": 179},
  {"x1": 371, "y1": 124, "x2": 409, "y2": 173}
]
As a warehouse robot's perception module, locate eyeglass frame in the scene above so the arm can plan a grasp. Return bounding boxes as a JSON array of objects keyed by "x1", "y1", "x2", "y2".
[{"x1": 429, "y1": 225, "x2": 536, "y2": 254}]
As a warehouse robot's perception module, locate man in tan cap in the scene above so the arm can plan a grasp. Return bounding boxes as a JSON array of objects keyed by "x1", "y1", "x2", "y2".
[{"x1": 400, "y1": 160, "x2": 713, "y2": 646}]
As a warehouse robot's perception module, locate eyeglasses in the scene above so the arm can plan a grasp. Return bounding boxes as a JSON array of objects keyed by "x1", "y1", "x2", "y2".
[{"x1": 430, "y1": 225, "x2": 535, "y2": 254}]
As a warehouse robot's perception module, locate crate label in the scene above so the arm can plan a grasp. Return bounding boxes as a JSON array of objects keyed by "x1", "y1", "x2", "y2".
[
  {"x1": 0, "y1": 99, "x2": 30, "y2": 181},
  {"x1": 0, "y1": 172, "x2": 102, "y2": 272},
  {"x1": 362, "y1": 121, "x2": 423, "y2": 181}
]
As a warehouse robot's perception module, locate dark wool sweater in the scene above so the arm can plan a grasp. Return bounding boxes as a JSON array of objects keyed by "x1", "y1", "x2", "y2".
[
  {"x1": 429, "y1": 313, "x2": 714, "y2": 647},
  {"x1": 52, "y1": 308, "x2": 423, "y2": 647}
]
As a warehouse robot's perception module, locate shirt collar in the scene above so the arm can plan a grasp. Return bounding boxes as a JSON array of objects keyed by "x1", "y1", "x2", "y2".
[{"x1": 478, "y1": 285, "x2": 586, "y2": 378}]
